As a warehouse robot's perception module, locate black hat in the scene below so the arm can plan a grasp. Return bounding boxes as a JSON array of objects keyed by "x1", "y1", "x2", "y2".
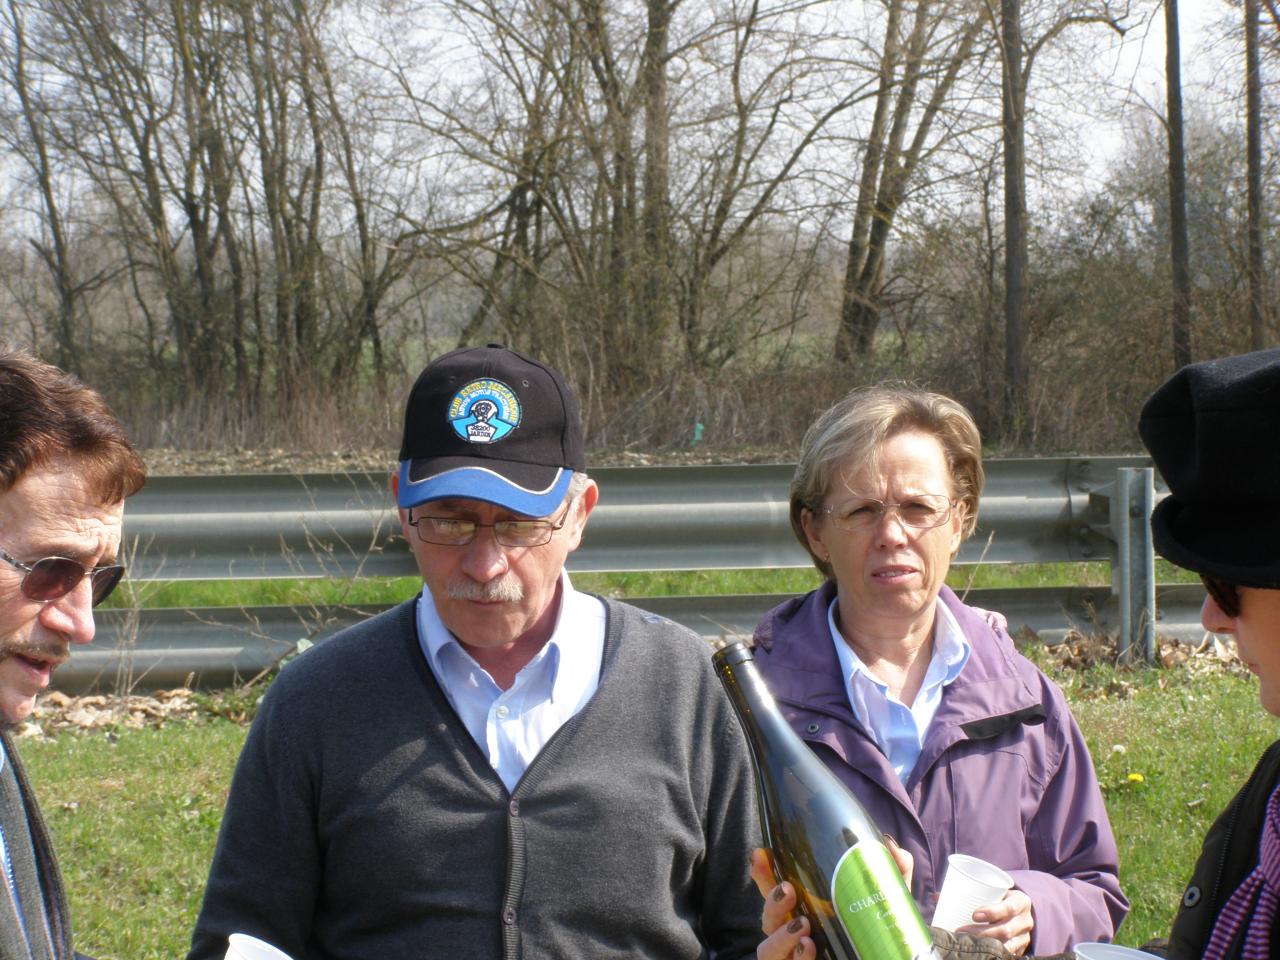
[
  {"x1": 397, "y1": 344, "x2": 584, "y2": 516},
  {"x1": 1139, "y1": 347, "x2": 1280, "y2": 587}
]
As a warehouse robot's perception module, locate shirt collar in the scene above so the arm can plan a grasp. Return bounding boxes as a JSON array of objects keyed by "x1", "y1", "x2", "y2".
[
  {"x1": 828, "y1": 595, "x2": 971, "y2": 694},
  {"x1": 929, "y1": 597, "x2": 971, "y2": 685}
]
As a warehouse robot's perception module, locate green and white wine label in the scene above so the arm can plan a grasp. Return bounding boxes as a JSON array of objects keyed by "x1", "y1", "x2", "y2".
[{"x1": 830, "y1": 840, "x2": 934, "y2": 960}]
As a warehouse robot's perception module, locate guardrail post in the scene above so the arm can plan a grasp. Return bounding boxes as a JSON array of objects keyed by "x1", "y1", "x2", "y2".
[{"x1": 1111, "y1": 467, "x2": 1156, "y2": 662}]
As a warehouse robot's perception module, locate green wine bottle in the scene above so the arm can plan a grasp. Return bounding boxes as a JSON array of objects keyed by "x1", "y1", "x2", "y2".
[{"x1": 713, "y1": 640, "x2": 937, "y2": 960}]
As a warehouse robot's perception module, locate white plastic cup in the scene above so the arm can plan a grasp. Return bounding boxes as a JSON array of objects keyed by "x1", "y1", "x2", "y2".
[
  {"x1": 930, "y1": 853, "x2": 1014, "y2": 932},
  {"x1": 224, "y1": 934, "x2": 295, "y2": 960},
  {"x1": 1072, "y1": 944, "x2": 1160, "y2": 959}
]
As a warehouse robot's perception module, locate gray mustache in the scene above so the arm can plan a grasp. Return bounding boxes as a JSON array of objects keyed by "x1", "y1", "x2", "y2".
[{"x1": 446, "y1": 576, "x2": 524, "y2": 602}]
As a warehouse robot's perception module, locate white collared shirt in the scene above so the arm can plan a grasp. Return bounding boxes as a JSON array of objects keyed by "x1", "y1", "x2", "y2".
[
  {"x1": 829, "y1": 597, "x2": 970, "y2": 784},
  {"x1": 417, "y1": 571, "x2": 606, "y2": 791}
]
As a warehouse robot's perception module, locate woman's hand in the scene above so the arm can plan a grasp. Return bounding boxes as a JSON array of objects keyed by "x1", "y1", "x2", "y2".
[
  {"x1": 751, "y1": 849, "x2": 815, "y2": 960},
  {"x1": 956, "y1": 888, "x2": 1034, "y2": 956},
  {"x1": 750, "y1": 839, "x2": 913, "y2": 960}
]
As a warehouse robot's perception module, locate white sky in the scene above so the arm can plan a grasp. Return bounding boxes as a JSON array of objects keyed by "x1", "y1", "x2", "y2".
[{"x1": 1086, "y1": 0, "x2": 1241, "y2": 164}]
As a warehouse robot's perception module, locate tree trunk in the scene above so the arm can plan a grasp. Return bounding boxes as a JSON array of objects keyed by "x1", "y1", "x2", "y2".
[
  {"x1": 1166, "y1": 0, "x2": 1192, "y2": 369},
  {"x1": 1002, "y1": 0, "x2": 1027, "y2": 440},
  {"x1": 578, "y1": 0, "x2": 641, "y2": 394},
  {"x1": 1246, "y1": 0, "x2": 1266, "y2": 349},
  {"x1": 640, "y1": 0, "x2": 673, "y2": 367}
]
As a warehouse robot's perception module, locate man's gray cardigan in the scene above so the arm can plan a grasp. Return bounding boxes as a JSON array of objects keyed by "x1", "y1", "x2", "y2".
[{"x1": 187, "y1": 598, "x2": 762, "y2": 960}]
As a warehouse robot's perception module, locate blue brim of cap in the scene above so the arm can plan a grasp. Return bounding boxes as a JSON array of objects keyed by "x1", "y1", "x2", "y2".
[{"x1": 397, "y1": 460, "x2": 573, "y2": 517}]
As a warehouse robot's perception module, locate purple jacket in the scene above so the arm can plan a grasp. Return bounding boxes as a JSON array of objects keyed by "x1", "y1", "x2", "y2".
[{"x1": 750, "y1": 581, "x2": 1128, "y2": 954}]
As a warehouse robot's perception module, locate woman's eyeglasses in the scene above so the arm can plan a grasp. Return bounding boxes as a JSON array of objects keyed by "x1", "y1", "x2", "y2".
[
  {"x1": 820, "y1": 494, "x2": 955, "y2": 532},
  {"x1": 1200, "y1": 574, "x2": 1241, "y2": 618},
  {"x1": 0, "y1": 548, "x2": 125, "y2": 607}
]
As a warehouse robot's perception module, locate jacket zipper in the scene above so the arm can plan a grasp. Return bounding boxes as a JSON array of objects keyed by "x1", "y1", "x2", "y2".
[{"x1": 1208, "y1": 754, "x2": 1267, "y2": 918}]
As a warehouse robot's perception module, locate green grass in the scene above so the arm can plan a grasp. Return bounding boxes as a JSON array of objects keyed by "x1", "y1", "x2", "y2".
[
  {"x1": 1034, "y1": 655, "x2": 1279, "y2": 947},
  {"x1": 16, "y1": 659, "x2": 1276, "y2": 957},
  {"x1": 21, "y1": 720, "x2": 248, "y2": 959},
  {"x1": 100, "y1": 559, "x2": 1201, "y2": 610},
  {"x1": 99, "y1": 569, "x2": 830, "y2": 610},
  {"x1": 103, "y1": 575, "x2": 425, "y2": 609}
]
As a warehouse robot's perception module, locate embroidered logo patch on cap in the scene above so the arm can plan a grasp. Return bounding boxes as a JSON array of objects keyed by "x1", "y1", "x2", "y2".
[{"x1": 448, "y1": 378, "x2": 521, "y2": 444}]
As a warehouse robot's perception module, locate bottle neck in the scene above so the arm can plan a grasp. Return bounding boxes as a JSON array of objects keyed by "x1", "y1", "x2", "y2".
[{"x1": 715, "y1": 645, "x2": 812, "y2": 767}]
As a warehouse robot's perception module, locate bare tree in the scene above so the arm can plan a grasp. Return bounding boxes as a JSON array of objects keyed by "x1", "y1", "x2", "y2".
[
  {"x1": 395, "y1": 0, "x2": 866, "y2": 411},
  {"x1": 986, "y1": 0, "x2": 1127, "y2": 439},
  {"x1": 835, "y1": 0, "x2": 989, "y2": 361},
  {"x1": 1, "y1": 0, "x2": 1266, "y2": 457},
  {"x1": 0, "y1": 0, "x2": 96, "y2": 374},
  {"x1": 27, "y1": 0, "x2": 232, "y2": 394},
  {"x1": 0, "y1": 0, "x2": 431, "y2": 433}
]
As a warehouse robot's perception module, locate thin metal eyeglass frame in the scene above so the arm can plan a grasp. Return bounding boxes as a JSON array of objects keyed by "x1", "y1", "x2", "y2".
[
  {"x1": 0, "y1": 547, "x2": 125, "y2": 607},
  {"x1": 407, "y1": 503, "x2": 573, "y2": 548},
  {"x1": 819, "y1": 494, "x2": 956, "y2": 531}
]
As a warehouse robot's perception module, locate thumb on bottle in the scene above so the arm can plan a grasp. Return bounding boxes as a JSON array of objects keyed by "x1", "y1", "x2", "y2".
[{"x1": 883, "y1": 834, "x2": 915, "y2": 887}]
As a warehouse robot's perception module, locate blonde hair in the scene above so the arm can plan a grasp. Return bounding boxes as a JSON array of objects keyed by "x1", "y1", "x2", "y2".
[{"x1": 789, "y1": 384, "x2": 984, "y2": 579}]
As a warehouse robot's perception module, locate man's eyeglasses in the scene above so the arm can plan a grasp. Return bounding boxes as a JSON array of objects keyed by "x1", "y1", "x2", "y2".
[
  {"x1": 408, "y1": 505, "x2": 571, "y2": 548},
  {"x1": 1201, "y1": 574, "x2": 1241, "y2": 618},
  {"x1": 820, "y1": 494, "x2": 956, "y2": 532},
  {"x1": 0, "y1": 548, "x2": 125, "y2": 607}
]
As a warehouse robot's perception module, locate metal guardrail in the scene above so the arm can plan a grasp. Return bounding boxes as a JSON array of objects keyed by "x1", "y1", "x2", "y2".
[
  {"x1": 58, "y1": 457, "x2": 1187, "y2": 692},
  {"x1": 121, "y1": 458, "x2": 1157, "y2": 579},
  {"x1": 78, "y1": 584, "x2": 1207, "y2": 692}
]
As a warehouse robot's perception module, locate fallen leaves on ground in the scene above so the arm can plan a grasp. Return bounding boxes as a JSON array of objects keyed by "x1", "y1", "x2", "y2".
[
  {"x1": 1038, "y1": 628, "x2": 1245, "y2": 674},
  {"x1": 22, "y1": 629, "x2": 1250, "y2": 736},
  {"x1": 17, "y1": 687, "x2": 257, "y2": 739}
]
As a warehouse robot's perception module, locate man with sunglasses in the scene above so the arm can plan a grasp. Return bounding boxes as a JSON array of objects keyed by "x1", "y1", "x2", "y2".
[
  {"x1": 0, "y1": 351, "x2": 144, "y2": 960},
  {"x1": 187, "y1": 345, "x2": 762, "y2": 960}
]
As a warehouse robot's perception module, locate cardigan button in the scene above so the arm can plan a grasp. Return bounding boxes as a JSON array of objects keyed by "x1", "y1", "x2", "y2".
[
  {"x1": 503, "y1": 907, "x2": 517, "y2": 925},
  {"x1": 509, "y1": 800, "x2": 520, "y2": 817},
  {"x1": 1182, "y1": 885, "x2": 1202, "y2": 908}
]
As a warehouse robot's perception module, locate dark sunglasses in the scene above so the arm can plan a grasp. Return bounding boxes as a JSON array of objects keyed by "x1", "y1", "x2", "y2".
[
  {"x1": 1200, "y1": 574, "x2": 1241, "y2": 618},
  {"x1": 0, "y1": 548, "x2": 125, "y2": 607}
]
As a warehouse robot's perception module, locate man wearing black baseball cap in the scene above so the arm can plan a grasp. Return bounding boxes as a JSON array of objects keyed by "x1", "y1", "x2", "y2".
[{"x1": 188, "y1": 345, "x2": 762, "y2": 960}]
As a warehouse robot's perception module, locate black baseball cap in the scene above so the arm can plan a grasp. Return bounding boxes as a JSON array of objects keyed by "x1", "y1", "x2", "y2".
[{"x1": 397, "y1": 344, "x2": 585, "y2": 516}]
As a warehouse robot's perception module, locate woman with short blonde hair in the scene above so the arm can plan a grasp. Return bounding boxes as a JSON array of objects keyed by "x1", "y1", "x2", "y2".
[
  {"x1": 789, "y1": 384, "x2": 984, "y2": 578},
  {"x1": 752, "y1": 383, "x2": 1125, "y2": 959}
]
